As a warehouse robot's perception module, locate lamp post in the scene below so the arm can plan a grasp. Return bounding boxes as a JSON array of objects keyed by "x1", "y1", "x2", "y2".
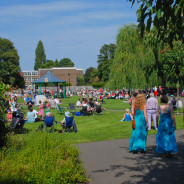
[{"x1": 68, "y1": 73, "x2": 70, "y2": 90}]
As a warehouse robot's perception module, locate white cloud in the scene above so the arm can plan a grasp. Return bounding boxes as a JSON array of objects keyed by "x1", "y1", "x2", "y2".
[{"x1": 0, "y1": 0, "x2": 138, "y2": 71}]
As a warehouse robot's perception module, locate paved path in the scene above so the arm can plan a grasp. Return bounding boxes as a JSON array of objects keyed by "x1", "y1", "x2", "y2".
[{"x1": 78, "y1": 129, "x2": 184, "y2": 184}]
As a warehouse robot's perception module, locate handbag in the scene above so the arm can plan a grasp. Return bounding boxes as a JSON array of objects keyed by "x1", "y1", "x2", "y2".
[{"x1": 132, "y1": 119, "x2": 135, "y2": 129}]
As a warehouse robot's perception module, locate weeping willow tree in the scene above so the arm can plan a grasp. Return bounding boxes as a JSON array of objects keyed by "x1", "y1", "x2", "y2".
[{"x1": 107, "y1": 25, "x2": 158, "y2": 90}]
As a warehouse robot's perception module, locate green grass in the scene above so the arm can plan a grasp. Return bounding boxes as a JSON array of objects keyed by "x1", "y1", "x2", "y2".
[
  {"x1": 15, "y1": 104, "x2": 184, "y2": 144},
  {"x1": 2, "y1": 96, "x2": 183, "y2": 183}
]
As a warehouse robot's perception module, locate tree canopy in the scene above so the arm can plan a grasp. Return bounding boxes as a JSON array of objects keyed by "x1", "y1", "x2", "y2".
[
  {"x1": 107, "y1": 25, "x2": 158, "y2": 90},
  {"x1": 84, "y1": 67, "x2": 96, "y2": 84},
  {"x1": 129, "y1": 0, "x2": 184, "y2": 46},
  {"x1": 59, "y1": 58, "x2": 74, "y2": 67},
  {"x1": 0, "y1": 38, "x2": 25, "y2": 88},
  {"x1": 34, "y1": 40, "x2": 46, "y2": 70},
  {"x1": 97, "y1": 43, "x2": 116, "y2": 82}
]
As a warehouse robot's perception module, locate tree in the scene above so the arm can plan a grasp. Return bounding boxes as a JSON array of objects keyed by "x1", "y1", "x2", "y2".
[
  {"x1": 129, "y1": 0, "x2": 184, "y2": 46},
  {"x1": 77, "y1": 77, "x2": 84, "y2": 86},
  {"x1": 107, "y1": 25, "x2": 158, "y2": 90},
  {"x1": 59, "y1": 58, "x2": 74, "y2": 67},
  {"x1": 160, "y1": 41, "x2": 184, "y2": 87},
  {"x1": 84, "y1": 67, "x2": 96, "y2": 84},
  {"x1": 34, "y1": 40, "x2": 46, "y2": 70},
  {"x1": 54, "y1": 59, "x2": 59, "y2": 67},
  {"x1": 0, "y1": 82, "x2": 10, "y2": 148},
  {"x1": 41, "y1": 60, "x2": 55, "y2": 68},
  {"x1": 0, "y1": 38, "x2": 25, "y2": 88},
  {"x1": 97, "y1": 43, "x2": 116, "y2": 81}
]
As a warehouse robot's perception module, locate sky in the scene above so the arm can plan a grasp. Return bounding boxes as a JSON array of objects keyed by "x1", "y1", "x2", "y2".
[{"x1": 0, "y1": 0, "x2": 139, "y2": 72}]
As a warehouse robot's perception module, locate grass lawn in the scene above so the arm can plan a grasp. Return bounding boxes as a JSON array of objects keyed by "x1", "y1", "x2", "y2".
[
  {"x1": 1, "y1": 96, "x2": 183, "y2": 183},
  {"x1": 14, "y1": 97, "x2": 184, "y2": 144}
]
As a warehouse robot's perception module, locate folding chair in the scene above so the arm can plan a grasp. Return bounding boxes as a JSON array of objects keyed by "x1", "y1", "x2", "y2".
[
  {"x1": 44, "y1": 115, "x2": 55, "y2": 133},
  {"x1": 67, "y1": 103, "x2": 76, "y2": 115},
  {"x1": 63, "y1": 115, "x2": 77, "y2": 133},
  {"x1": 57, "y1": 105, "x2": 65, "y2": 115}
]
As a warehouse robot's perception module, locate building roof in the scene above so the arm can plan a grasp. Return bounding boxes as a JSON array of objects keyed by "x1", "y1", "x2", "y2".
[{"x1": 31, "y1": 71, "x2": 66, "y2": 83}]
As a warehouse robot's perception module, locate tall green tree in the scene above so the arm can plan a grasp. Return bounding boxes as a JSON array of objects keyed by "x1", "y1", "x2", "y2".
[
  {"x1": 0, "y1": 38, "x2": 25, "y2": 88},
  {"x1": 97, "y1": 43, "x2": 116, "y2": 82},
  {"x1": 84, "y1": 67, "x2": 96, "y2": 84},
  {"x1": 59, "y1": 58, "x2": 74, "y2": 67},
  {"x1": 34, "y1": 40, "x2": 46, "y2": 70},
  {"x1": 107, "y1": 25, "x2": 157, "y2": 90}
]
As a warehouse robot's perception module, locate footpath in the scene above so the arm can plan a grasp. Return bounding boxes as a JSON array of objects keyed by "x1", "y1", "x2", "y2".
[{"x1": 78, "y1": 129, "x2": 184, "y2": 184}]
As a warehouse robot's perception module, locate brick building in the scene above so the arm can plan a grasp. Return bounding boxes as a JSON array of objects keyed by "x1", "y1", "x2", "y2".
[
  {"x1": 21, "y1": 67, "x2": 83, "y2": 86},
  {"x1": 20, "y1": 71, "x2": 39, "y2": 86}
]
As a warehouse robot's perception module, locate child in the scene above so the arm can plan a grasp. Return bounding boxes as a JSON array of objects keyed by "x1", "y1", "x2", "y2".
[
  {"x1": 38, "y1": 100, "x2": 44, "y2": 120},
  {"x1": 121, "y1": 109, "x2": 133, "y2": 121},
  {"x1": 46, "y1": 102, "x2": 51, "y2": 115},
  {"x1": 7, "y1": 110, "x2": 12, "y2": 123}
]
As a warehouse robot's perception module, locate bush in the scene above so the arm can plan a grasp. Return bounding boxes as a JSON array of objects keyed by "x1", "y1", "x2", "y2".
[
  {"x1": 92, "y1": 82, "x2": 106, "y2": 89},
  {"x1": 0, "y1": 133, "x2": 89, "y2": 184}
]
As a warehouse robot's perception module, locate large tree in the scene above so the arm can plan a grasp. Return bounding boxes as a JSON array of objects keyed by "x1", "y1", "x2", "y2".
[
  {"x1": 59, "y1": 58, "x2": 74, "y2": 67},
  {"x1": 34, "y1": 40, "x2": 46, "y2": 70},
  {"x1": 0, "y1": 38, "x2": 25, "y2": 88},
  {"x1": 129, "y1": 0, "x2": 184, "y2": 46},
  {"x1": 97, "y1": 43, "x2": 116, "y2": 82},
  {"x1": 107, "y1": 25, "x2": 158, "y2": 90}
]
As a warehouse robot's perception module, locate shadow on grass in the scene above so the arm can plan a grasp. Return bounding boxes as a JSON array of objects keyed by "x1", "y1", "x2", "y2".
[{"x1": 92, "y1": 135, "x2": 184, "y2": 184}]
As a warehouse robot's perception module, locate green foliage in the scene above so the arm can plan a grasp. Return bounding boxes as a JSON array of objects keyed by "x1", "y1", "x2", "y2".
[
  {"x1": 54, "y1": 59, "x2": 59, "y2": 67},
  {"x1": 0, "y1": 82, "x2": 11, "y2": 148},
  {"x1": 129, "y1": 0, "x2": 184, "y2": 46},
  {"x1": 59, "y1": 58, "x2": 74, "y2": 67},
  {"x1": 77, "y1": 77, "x2": 84, "y2": 86},
  {"x1": 160, "y1": 40, "x2": 184, "y2": 87},
  {"x1": 92, "y1": 82, "x2": 106, "y2": 89},
  {"x1": 97, "y1": 43, "x2": 116, "y2": 82},
  {"x1": 41, "y1": 59, "x2": 55, "y2": 68},
  {"x1": 34, "y1": 40, "x2": 46, "y2": 70},
  {"x1": 0, "y1": 133, "x2": 89, "y2": 184},
  {"x1": 107, "y1": 25, "x2": 158, "y2": 90},
  {"x1": 84, "y1": 67, "x2": 96, "y2": 84},
  {"x1": 0, "y1": 38, "x2": 25, "y2": 88}
]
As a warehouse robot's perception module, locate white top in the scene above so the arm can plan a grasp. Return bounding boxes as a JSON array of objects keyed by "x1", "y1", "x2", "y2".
[{"x1": 32, "y1": 109, "x2": 38, "y2": 118}]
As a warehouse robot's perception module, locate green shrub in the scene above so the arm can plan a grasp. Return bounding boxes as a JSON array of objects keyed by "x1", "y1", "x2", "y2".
[
  {"x1": 0, "y1": 133, "x2": 89, "y2": 184},
  {"x1": 92, "y1": 82, "x2": 106, "y2": 88}
]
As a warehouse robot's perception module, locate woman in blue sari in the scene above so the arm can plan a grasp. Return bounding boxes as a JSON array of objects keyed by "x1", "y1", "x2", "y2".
[
  {"x1": 156, "y1": 95, "x2": 177, "y2": 158},
  {"x1": 129, "y1": 93, "x2": 148, "y2": 153}
]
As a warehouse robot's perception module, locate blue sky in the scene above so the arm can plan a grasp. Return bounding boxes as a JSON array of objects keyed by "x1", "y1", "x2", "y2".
[{"x1": 0, "y1": 0, "x2": 139, "y2": 72}]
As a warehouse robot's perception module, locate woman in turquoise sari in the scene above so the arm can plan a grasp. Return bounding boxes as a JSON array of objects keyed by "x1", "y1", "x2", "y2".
[
  {"x1": 129, "y1": 93, "x2": 148, "y2": 153},
  {"x1": 156, "y1": 95, "x2": 177, "y2": 158}
]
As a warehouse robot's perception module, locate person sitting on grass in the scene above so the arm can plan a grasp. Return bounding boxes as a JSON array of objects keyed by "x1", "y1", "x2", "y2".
[
  {"x1": 25, "y1": 107, "x2": 40, "y2": 123},
  {"x1": 121, "y1": 109, "x2": 133, "y2": 121}
]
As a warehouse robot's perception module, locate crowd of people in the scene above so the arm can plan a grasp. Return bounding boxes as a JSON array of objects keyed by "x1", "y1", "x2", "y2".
[{"x1": 4, "y1": 86, "x2": 183, "y2": 158}]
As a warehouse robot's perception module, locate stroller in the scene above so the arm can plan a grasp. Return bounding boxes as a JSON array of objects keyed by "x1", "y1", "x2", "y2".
[{"x1": 11, "y1": 111, "x2": 25, "y2": 129}]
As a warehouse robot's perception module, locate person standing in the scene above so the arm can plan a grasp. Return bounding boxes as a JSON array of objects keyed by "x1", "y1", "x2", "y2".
[
  {"x1": 147, "y1": 93, "x2": 158, "y2": 130},
  {"x1": 129, "y1": 93, "x2": 148, "y2": 153},
  {"x1": 156, "y1": 95, "x2": 177, "y2": 158},
  {"x1": 154, "y1": 86, "x2": 158, "y2": 97}
]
